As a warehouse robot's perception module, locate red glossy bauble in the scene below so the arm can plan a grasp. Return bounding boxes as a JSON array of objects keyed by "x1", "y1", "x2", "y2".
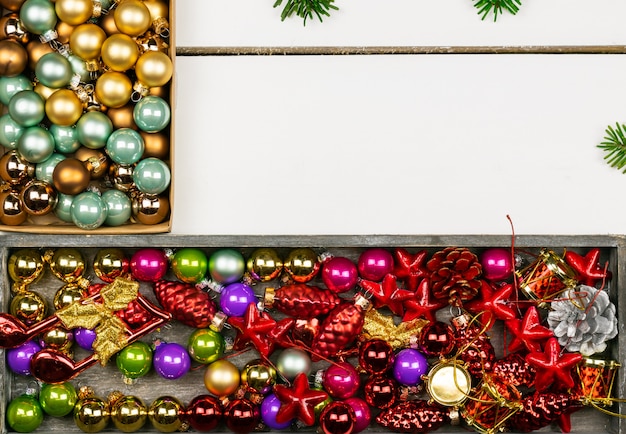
[
  {"x1": 224, "y1": 399, "x2": 260, "y2": 434},
  {"x1": 319, "y1": 401, "x2": 356, "y2": 434},
  {"x1": 418, "y1": 321, "x2": 455, "y2": 357},
  {"x1": 185, "y1": 395, "x2": 222, "y2": 432},
  {"x1": 358, "y1": 339, "x2": 394, "y2": 375},
  {"x1": 364, "y1": 376, "x2": 397, "y2": 410}
]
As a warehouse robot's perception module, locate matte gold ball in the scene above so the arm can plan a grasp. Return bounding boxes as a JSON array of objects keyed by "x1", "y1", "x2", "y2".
[
  {"x1": 69, "y1": 23, "x2": 106, "y2": 61},
  {"x1": 100, "y1": 12, "x2": 119, "y2": 35},
  {"x1": 135, "y1": 51, "x2": 172, "y2": 88},
  {"x1": 55, "y1": 20, "x2": 76, "y2": 43},
  {"x1": 107, "y1": 104, "x2": 136, "y2": 130},
  {"x1": 45, "y1": 88, "x2": 83, "y2": 126},
  {"x1": 94, "y1": 71, "x2": 132, "y2": 108},
  {"x1": 204, "y1": 360, "x2": 240, "y2": 397},
  {"x1": 143, "y1": 0, "x2": 168, "y2": 22},
  {"x1": 114, "y1": 0, "x2": 151, "y2": 37},
  {"x1": 55, "y1": 0, "x2": 93, "y2": 25},
  {"x1": 34, "y1": 82, "x2": 57, "y2": 100},
  {"x1": 101, "y1": 34, "x2": 139, "y2": 72},
  {"x1": 0, "y1": 39, "x2": 28, "y2": 77},
  {"x1": 52, "y1": 157, "x2": 90, "y2": 195}
]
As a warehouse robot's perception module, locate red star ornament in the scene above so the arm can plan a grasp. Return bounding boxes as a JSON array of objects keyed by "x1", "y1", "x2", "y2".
[
  {"x1": 268, "y1": 317, "x2": 296, "y2": 348},
  {"x1": 359, "y1": 274, "x2": 414, "y2": 317},
  {"x1": 402, "y1": 279, "x2": 446, "y2": 323},
  {"x1": 393, "y1": 248, "x2": 429, "y2": 290},
  {"x1": 505, "y1": 306, "x2": 553, "y2": 353},
  {"x1": 564, "y1": 248, "x2": 610, "y2": 287},
  {"x1": 525, "y1": 337, "x2": 583, "y2": 392},
  {"x1": 227, "y1": 302, "x2": 277, "y2": 357},
  {"x1": 465, "y1": 281, "x2": 519, "y2": 329},
  {"x1": 274, "y1": 372, "x2": 329, "y2": 426}
]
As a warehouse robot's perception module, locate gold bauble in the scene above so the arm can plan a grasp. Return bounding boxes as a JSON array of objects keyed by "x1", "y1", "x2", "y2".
[
  {"x1": 143, "y1": 0, "x2": 168, "y2": 22},
  {"x1": 27, "y1": 40, "x2": 54, "y2": 70},
  {"x1": 110, "y1": 396, "x2": 147, "y2": 433},
  {"x1": 0, "y1": 0, "x2": 27, "y2": 12},
  {"x1": 55, "y1": 0, "x2": 93, "y2": 25},
  {"x1": 0, "y1": 13, "x2": 30, "y2": 44},
  {"x1": 10, "y1": 290, "x2": 47, "y2": 325},
  {"x1": 0, "y1": 39, "x2": 27, "y2": 77},
  {"x1": 204, "y1": 360, "x2": 241, "y2": 397},
  {"x1": 34, "y1": 82, "x2": 58, "y2": 100},
  {"x1": 107, "y1": 104, "x2": 136, "y2": 130},
  {"x1": 21, "y1": 180, "x2": 57, "y2": 216},
  {"x1": 54, "y1": 282, "x2": 85, "y2": 309},
  {"x1": 148, "y1": 396, "x2": 182, "y2": 433},
  {"x1": 0, "y1": 190, "x2": 27, "y2": 226},
  {"x1": 94, "y1": 71, "x2": 131, "y2": 108},
  {"x1": 69, "y1": 23, "x2": 106, "y2": 61},
  {"x1": 135, "y1": 50, "x2": 172, "y2": 88},
  {"x1": 241, "y1": 359, "x2": 277, "y2": 394},
  {"x1": 55, "y1": 20, "x2": 76, "y2": 44},
  {"x1": 101, "y1": 34, "x2": 139, "y2": 72},
  {"x1": 132, "y1": 193, "x2": 169, "y2": 225},
  {"x1": 8, "y1": 248, "x2": 44, "y2": 285},
  {"x1": 52, "y1": 157, "x2": 90, "y2": 195},
  {"x1": 74, "y1": 397, "x2": 110, "y2": 433},
  {"x1": 100, "y1": 12, "x2": 119, "y2": 35},
  {"x1": 0, "y1": 150, "x2": 35, "y2": 185},
  {"x1": 108, "y1": 162, "x2": 133, "y2": 191},
  {"x1": 114, "y1": 0, "x2": 151, "y2": 37},
  {"x1": 74, "y1": 147, "x2": 108, "y2": 178},
  {"x1": 41, "y1": 326, "x2": 73, "y2": 352},
  {"x1": 140, "y1": 131, "x2": 168, "y2": 159},
  {"x1": 93, "y1": 248, "x2": 128, "y2": 282},
  {"x1": 47, "y1": 247, "x2": 86, "y2": 283},
  {"x1": 45, "y1": 88, "x2": 83, "y2": 126},
  {"x1": 148, "y1": 85, "x2": 168, "y2": 98}
]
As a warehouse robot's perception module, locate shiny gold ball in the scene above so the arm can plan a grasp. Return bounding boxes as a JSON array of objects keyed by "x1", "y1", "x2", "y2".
[
  {"x1": 0, "y1": 150, "x2": 35, "y2": 185},
  {"x1": 107, "y1": 104, "x2": 136, "y2": 130},
  {"x1": 34, "y1": 82, "x2": 58, "y2": 100},
  {"x1": 10, "y1": 290, "x2": 47, "y2": 325},
  {"x1": 0, "y1": 0, "x2": 27, "y2": 11},
  {"x1": 241, "y1": 359, "x2": 277, "y2": 394},
  {"x1": 8, "y1": 248, "x2": 44, "y2": 285},
  {"x1": 108, "y1": 162, "x2": 134, "y2": 192},
  {"x1": 55, "y1": 20, "x2": 76, "y2": 44},
  {"x1": 0, "y1": 190, "x2": 27, "y2": 226},
  {"x1": 52, "y1": 157, "x2": 91, "y2": 195},
  {"x1": 148, "y1": 396, "x2": 183, "y2": 433},
  {"x1": 284, "y1": 248, "x2": 321, "y2": 283},
  {"x1": 94, "y1": 71, "x2": 132, "y2": 108},
  {"x1": 100, "y1": 12, "x2": 119, "y2": 35},
  {"x1": 74, "y1": 397, "x2": 110, "y2": 433},
  {"x1": 93, "y1": 248, "x2": 128, "y2": 282},
  {"x1": 54, "y1": 283, "x2": 85, "y2": 309},
  {"x1": 48, "y1": 247, "x2": 86, "y2": 283},
  {"x1": 0, "y1": 39, "x2": 27, "y2": 77},
  {"x1": 26, "y1": 40, "x2": 54, "y2": 70},
  {"x1": 246, "y1": 248, "x2": 283, "y2": 282},
  {"x1": 0, "y1": 13, "x2": 30, "y2": 44},
  {"x1": 140, "y1": 131, "x2": 168, "y2": 159},
  {"x1": 55, "y1": 0, "x2": 93, "y2": 25},
  {"x1": 101, "y1": 34, "x2": 139, "y2": 72},
  {"x1": 132, "y1": 193, "x2": 169, "y2": 225},
  {"x1": 21, "y1": 180, "x2": 57, "y2": 216},
  {"x1": 110, "y1": 395, "x2": 147, "y2": 433},
  {"x1": 69, "y1": 23, "x2": 106, "y2": 61},
  {"x1": 204, "y1": 360, "x2": 241, "y2": 397},
  {"x1": 41, "y1": 326, "x2": 73, "y2": 352},
  {"x1": 114, "y1": 0, "x2": 151, "y2": 37},
  {"x1": 135, "y1": 50, "x2": 172, "y2": 88},
  {"x1": 45, "y1": 88, "x2": 83, "y2": 126},
  {"x1": 74, "y1": 147, "x2": 109, "y2": 179}
]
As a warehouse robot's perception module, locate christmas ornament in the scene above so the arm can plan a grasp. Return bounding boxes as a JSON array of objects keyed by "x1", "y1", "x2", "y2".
[
  {"x1": 70, "y1": 191, "x2": 107, "y2": 229},
  {"x1": 508, "y1": 392, "x2": 577, "y2": 432},
  {"x1": 185, "y1": 395, "x2": 222, "y2": 432},
  {"x1": 154, "y1": 280, "x2": 217, "y2": 328},
  {"x1": 274, "y1": 372, "x2": 328, "y2": 426},
  {"x1": 102, "y1": 189, "x2": 132, "y2": 226},
  {"x1": 54, "y1": 0, "x2": 94, "y2": 25},
  {"x1": 35, "y1": 52, "x2": 73, "y2": 89},
  {"x1": 241, "y1": 359, "x2": 277, "y2": 394},
  {"x1": 357, "y1": 248, "x2": 394, "y2": 281},
  {"x1": 261, "y1": 393, "x2": 294, "y2": 430},
  {"x1": 76, "y1": 111, "x2": 114, "y2": 150},
  {"x1": 54, "y1": 193, "x2": 74, "y2": 223},
  {"x1": 284, "y1": 247, "x2": 321, "y2": 282},
  {"x1": 74, "y1": 327, "x2": 96, "y2": 350},
  {"x1": 480, "y1": 247, "x2": 514, "y2": 281},
  {"x1": 170, "y1": 248, "x2": 208, "y2": 284},
  {"x1": 188, "y1": 328, "x2": 225, "y2": 364},
  {"x1": 74, "y1": 147, "x2": 108, "y2": 178},
  {"x1": 208, "y1": 248, "x2": 245, "y2": 284},
  {"x1": 224, "y1": 398, "x2": 260, "y2": 434},
  {"x1": 423, "y1": 361, "x2": 472, "y2": 407},
  {"x1": 246, "y1": 247, "x2": 283, "y2": 282},
  {"x1": 101, "y1": 33, "x2": 140, "y2": 72},
  {"x1": 6, "y1": 393, "x2": 44, "y2": 433},
  {"x1": 0, "y1": 113, "x2": 24, "y2": 148},
  {"x1": 0, "y1": 12, "x2": 29, "y2": 43},
  {"x1": 275, "y1": 348, "x2": 312, "y2": 380},
  {"x1": 17, "y1": 126, "x2": 55, "y2": 163},
  {"x1": 574, "y1": 358, "x2": 620, "y2": 407},
  {"x1": 39, "y1": 382, "x2": 78, "y2": 417},
  {"x1": 0, "y1": 75, "x2": 32, "y2": 106},
  {"x1": 363, "y1": 375, "x2": 397, "y2": 410},
  {"x1": 133, "y1": 95, "x2": 171, "y2": 132},
  {"x1": 361, "y1": 305, "x2": 428, "y2": 350},
  {"x1": 140, "y1": 131, "x2": 169, "y2": 159},
  {"x1": 474, "y1": 0, "x2": 521, "y2": 21},
  {"x1": 393, "y1": 248, "x2": 428, "y2": 290},
  {"x1": 401, "y1": 279, "x2": 446, "y2": 323},
  {"x1": 52, "y1": 158, "x2": 90, "y2": 195},
  {"x1": 358, "y1": 338, "x2": 394, "y2": 374},
  {"x1": 321, "y1": 255, "x2": 358, "y2": 292},
  {"x1": 359, "y1": 273, "x2": 413, "y2": 317},
  {"x1": 35, "y1": 153, "x2": 66, "y2": 184},
  {"x1": 134, "y1": 52, "x2": 173, "y2": 97},
  {"x1": 105, "y1": 128, "x2": 145, "y2": 164},
  {"x1": 204, "y1": 359, "x2": 240, "y2": 397},
  {"x1": 418, "y1": 321, "x2": 455, "y2": 357},
  {"x1": 265, "y1": 283, "x2": 341, "y2": 319},
  {"x1": 322, "y1": 361, "x2": 360, "y2": 399},
  {"x1": 0, "y1": 39, "x2": 27, "y2": 76},
  {"x1": 426, "y1": 246, "x2": 483, "y2": 306},
  {"x1": 344, "y1": 397, "x2": 371, "y2": 433},
  {"x1": 525, "y1": 337, "x2": 583, "y2": 392},
  {"x1": 114, "y1": 0, "x2": 151, "y2": 36},
  {"x1": 8, "y1": 248, "x2": 44, "y2": 288},
  {"x1": 153, "y1": 342, "x2": 190, "y2": 380},
  {"x1": 130, "y1": 248, "x2": 168, "y2": 282},
  {"x1": 228, "y1": 302, "x2": 278, "y2": 357},
  {"x1": 0, "y1": 189, "x2": 27, "y2": 225},
  {"x1": 464, "y1": 281, "x2": 518, "y2": 329},
  {"x1": 7, "y1": 339, "x2": 41, "y2": 375},
  {"x1": 132, "y1": 192, "x2": 170, "y2": 225},
  {"x1": 73, "y1": 395, "x2": 110, "y2": 433},
  {"x1": 392, "y1": 348, "x2": 428, "y2": 386},
  {"x1": 319, "y1": 401, "x2": 356, "y2": 434},
  {"x1": 143, "y1": 0, "x2": 170, "y2": 36},
  {"x1": 461, "y1": 376, "x2": 522, "y2": 434},
  {"x1": 133, "y1": 157, "x2": 170, "y2": 194},
  {"x1": 376, "y1": 400, "x2": 449, "y2": 433},
  {"x1": 116, "y1": 341, "x2": 153, "y2": 380},
  {"x1": 20, "y1": 179, "x2": 57, "y2": 215},
  {"x1": 451, "y1": 313, "x2": 496, "y2": 377},
  {"x1": 516, "y1": 249, "x2": 577, "y2": 305},
  {"x1": 1, "y1": 150, "x2": 35, "y2": 186},
  {"x1": 19, "y1": 0, "x2": 57, "y2": 41},
  {"x1": 10, "y1": 289, "x2": 47, "y2": 324},
  {"x1": 220, "y1": 282, "x2": 256, "y2": 317},
  {"x1": 69, "y1": 23, "x2": 106, "y2": 71},
  {"x1": 108, "y1": 104, "x2": 137, "y2": 130},
  {"x1": 148, "y1": 396, "x2": 183, "y2": 433},
  {"x1": 505, "y1": 306, "x2": 553, "y2": 353},
  {"x1": 564, "y1": 248, "x2": 610, "y2": 287},
  {"x1": 40, "y1": 326, "x2": 73, "y2": 352},
  {"x1": 110, "y1": 395, "x2": 148, "y2": 432},
  {"x1": 492, "y1": 353, "x2": 536, "y2": 388}
]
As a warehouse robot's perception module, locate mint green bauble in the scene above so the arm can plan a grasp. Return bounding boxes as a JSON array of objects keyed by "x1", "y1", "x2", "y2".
[
  {"x1": 116, "y1": 341, "x2": 153, "y2": 379},
  {"x1": 188, "y1": 328, "x2": 225, "y2": 364},
  {"x1": 68, "y1": 54, "x2": 90, "y2": 83},
  {"x1": 19, "y1": 0, "x2": 57, "y2": 35},
  {"x1": 133, "y1": 95, "x2": 170, "y2": 133},
  {"x1": 70, "y1": 191, "x2": 107, "y2": 229},
  {"x1": 17, "y1": 126, "x2": 55, "y2": 163},
  {"x1": 132, "y1": 157, "x2": 170, "y2": 195},
  {"x1": 50, "y1": 124, "x2": 81, "y2": 154},
  {"x1": 6, "y1": 394, "x2": 44, "y2": 433},
  {"x1": 0, "y1": 75, "x2": 33, "y2": 105},
  {"x1": 102, "y1": 189, "x2": 131, "y2": 226},
  {"x1": 54, "y1": 193, "x2": 74, "y2": 222},
  {"x1": 76, "y1": 111, "x2": 113, "y2": 149},
  {"x1": 171, "y1": 248, "x2": 208, "y2": 284},
  {"x1": 0, "y1": 113, "x2": 24, "y2": 148},
  {"x1": 39, "y1": 382, "x2": 78, "y2": 417},
  {"x1": 35, "y1": 152, "x2": 65, "y2": 183},
  {"x1": 105, "y1": 128, "x2": 144, "y2": 164},
  {"x1": 35, "y1": 52, "x2": 73, "y2": 88},
  {"x1": 8, "y1": 90, "x2": 45, "y2": 127}
]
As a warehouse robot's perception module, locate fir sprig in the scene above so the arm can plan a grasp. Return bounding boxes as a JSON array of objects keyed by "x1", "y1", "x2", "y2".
[
  {"x1": 598, "y1": 123, "x2": 626, "y2": 173},
  {"x1": 273, "y1": 0, "x2": 338, "y2": 25},
  {"x1": 474, "y1": 0, "x2": 522, "y2": 21}
]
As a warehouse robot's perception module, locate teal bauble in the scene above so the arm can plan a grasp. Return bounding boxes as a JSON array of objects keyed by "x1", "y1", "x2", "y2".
[
  {"x1": 8, "y1": 90, "x2": 45, "y2": 127},
  {"x1": 76, "y1": 111, "x2": 113, "y2": 149},
  {"x1": 0, "y1": 113, "x2": 24, "y2": 149},
  {"x1": 132, "y1": 157, "x2": 170, "y2": 195},
  {"x1": 70, "y1": 191, "x2": 107, "y2": 229},
  {"x1": 35, "y1": 152, "x2": 66, "y2": 183},
  {"x1": 0, "y1": 75, "x2": 33, "y2": 105},
  {"x1": 50, "y1": 124, "x2": 81, "y2": 153},
  {"x1": 102, "y1": 189, "x2": 131, "y2": 226},
  {"x1": 35, "y1": 52, "x2": 73, "y2": 89},
  {"x1": 39, "y1": 382, "x2": 78, "y2": 417},
  {"x1": 116, "y1": 341, "x2": 153, "y2": 379},
  {"x1": 133, "y1": 95, "x2": 170, "y2": 133},
  {"x1": 105, "y1": 128, "x2": 144, "y2": 164},
  {"x1": 6, "y1": 394, "x2": 44, "y2": 433},
  {"x1": 188, "y1": 328, "x2": 225, "y2": 364},
  {"x1": 17, "y1": 126, "x2": 55, "y2": 163},
  {"x1": 19, "y1": 0, "x2": 57, "y2": 35},
  {"x1": 68, "y1": 54, "x2": 90, "y2": 83},
  {"x1": 171, "y1": 248, "x2": 208, "y2": 284},
  {"x1": 54, "y1": 193, "x2": 74, "y2": 222}
]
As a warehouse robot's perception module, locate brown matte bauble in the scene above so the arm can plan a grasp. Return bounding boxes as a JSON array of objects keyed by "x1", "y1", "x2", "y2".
[
  {"x1": 74, "y1": 147, "x2": 109, "y2": 178},
  {"x1": 132, "y1": 193, "x2": 169, "y2": 225},
  {"x1": 0, "y1": 39, "x2": 28, "y2": 77},
  {"x1": 148, "y1": 85, "x2": 168, "y2": 99},
  {"x1": 21, "y1": 180, "x2": 57, "y2": 215},
  {"x1": 45, "y1": 88, "x2": 83, "y2": 126},
  {"x1": 100, "y1": 12, "x2": 119, "y2": 35},
  {"x1": 94, "y1": 71, "x2": 132, "y2": 108},
  {"x1": 55, "y1": 20, "x2": 76, "y2": 44},
  {"x1": 0, "y1": 13, "x2": 30, "y2": 44},
  {"x1": 108, "y1": 104, "x2": 137, "y2": 130},
  {"x1": 52, "y1": 157, "x2": 90, "y2": 195},
  {"x1": 27, "y1": 40, "x2": 54, "y2": 70},
  {"x1": 140, "y1": 131, "x2": 168, "y2": 159},
  {"x1": 0, "y1": 0, "x2": 27, "y2": 12},
  {"x1": 0, "y1": 189, "x2": 27, "y2": 225}
]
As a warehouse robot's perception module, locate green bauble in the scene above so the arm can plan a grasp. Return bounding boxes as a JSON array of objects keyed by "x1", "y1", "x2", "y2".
[
  {"x1": 55, "y1": 193, "x2": 74, "y2": 222},
  {"x1": 116, "y1": 341, "x2": 153, "y2": 379},
  {"x1": 0, "y1": 113, "x2": 24, "y2": 149},
  {"x1": 133, "y1": 95, "x2": 170, "y2": 133},
  {"x1": 0, "y1": 75, "x2": 33, "y2": 105},
  {"x1": 76, "y1": 111, "x2": 113, "y2": 149},
  {"x1": 35, "y1": 152, "x2": 65, "y2": 184},
  {"x1": 50, "y1": 124, "x2": 81, "y2": 154},
  {"x1": 6, "y1": 394, "x2": 44, "y2": 433},
  {"x1": 19, "y1": 0, "x2": 57, "y2": 35},
  {"x1": 208, "y1": 248, "x2": 245, "y2": 284},
  {"x1": 105, "y1": 128, "x2": 144, "y2": 164},
  {"x1": 132, "y1": 157, "x2": 170, "y2": 195},
  {"x1": 35, "y1": 52, "x2": 73, "y2": 89},
  {"x1": 68, "y1": 54, "x2": 90, "y2": 83},
  {"x1": 17, "y1": 126, "x2": 55, "y2": 163},
  {"x1": 102, "y1": 189, "x2": 131, "y2": 226},
  {"x1": 188, "y1": 328, "x2": 225, "y2": 364},
  {"x1": 171, "y1": 248, "x2": 208, "y2": 284},
  {"x1": 8, "y1": 90, "x2": 45, "y2": 127},
  {"x1": 40, "y1": 382, "x2": 78, "y2": 417},
  {"x1": 70, "y1": 191, "x2": 107, "y2": 229}
]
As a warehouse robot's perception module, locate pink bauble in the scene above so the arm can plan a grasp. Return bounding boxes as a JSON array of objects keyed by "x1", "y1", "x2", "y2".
[
  {"x1": 357, "y1": 248, "x2": 394, "y2": 281},
  {"x1": 480, "y1": 248, "x2": 514, "y2": 281},
  {"x1": 130, "y1": 248, "x2": 168, "y2": 282},
  {"x1": 322, "y1": 361, "x2": 360, "y2": 399},
  {"x1": 322, "y1": 256, "x2": 358, "y2": 293},
  {"x1": 344, "y1": 397, "x2": 371, "y2": 433}
]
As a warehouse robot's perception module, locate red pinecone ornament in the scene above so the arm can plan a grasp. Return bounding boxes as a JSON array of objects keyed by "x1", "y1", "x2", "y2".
[
  {"x1": 376, "y1": 400, "x2": 449, "y2": 433},
  {"x1": 154, "y1": 280, "x2": 217, "y2": 328},
  {"x1": 269, "y1": 283, "x2": 341, "y2": 319},
  {"x1": 87, "y1": 283, "x2": 150, "y2": 329},
  {"x1": 426, "y1": 247, "x2": 483, "y2": 306},
  {"x1": 451, "y1": 314, "x2": 496, "y2": 376},
  {"x1": 508, "y1": 392, "x2": 579, "y2": 433},
  {"x1": 493, "y1": 353, "x2": 536, "y2": 388}
]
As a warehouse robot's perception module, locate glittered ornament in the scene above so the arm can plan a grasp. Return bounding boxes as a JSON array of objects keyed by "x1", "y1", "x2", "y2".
[
  {"x1": 321, "y1": 255, "x2": 358, "y2": 293},
  {"x1": 39, "y1": 382, "x2": 78, "y2": 417},
  {"x1": 426, "y1": 246, "x2": 483, "y2": 306},
  {"x1": 153, "y1": 342, "x2": 190, "y2": 380},
  {"x1": 492, "y1": 353, "x2": 536, "y2": 388},
  {"x1": 188, "y1": 328, "x2": 225, "y2": 364},
  {"x1": 319, "y1": 401, "x2": 356, "y2": 434},
  {"x1": 224, "y1": 398, "x2": 260, "y2": 434},
  {"x1": 508, "y1": 392, "x2": 577, "y2": 433},
  {"x1": 364, "y1": 375, "x2": 397, "y2": 410},
  {"x1": 7, "y1": 393, "x2": 44, "y2": 433},
  {"x1": 376, "y1": 400, "x2": 449, "y2": 433},
  {"x1": 74, "y1": 396, "x2": 110, "y2": 433},
  {"x1": 274, "y1": 372, "x2": 328, "y2": 426},
  {"x1": 359, "y1": 338, "x2": 394, "y2": 375},
  {"x1": 87, "y1": 282, "x2": 150, "y2": 329},
  {"x1": 361, "y1": 308, "x2": 428, "y2": 350},
  {"x1": 148, "y1": 396, "x2": 183, "y2": 433},
  {"x1": 265, "y1": 283, "x2": 341, "y2": 319},
  {"x1": 116, "y1": 341, "x2": 153, "y2": 380},
  {"x1": 451, "y1": 313, "x2": 496, "y2": 377},
  {"x1": 110, "y1": 395, "x2": 148, "y2": 432},
  {"x1": 130, "y1": 248, "x2": 168, "y2": 282},
  {"x1": 204, "y1": 359, "x2": 240, "y2": 397},
  {"x1": 284, "y1": 247, "x2": 321, "y2": 283},
  {"x1": 323, "y1": 361, "x2": 360, "y2": 399},
  {"x1": 170, "y1": 248, "x2": 208, "y2": 284},
  {"x1": 154, "y1": 280, "x2": 217, "y2": 328},
  {"x1": 185, "y1": 395, "x2": 222, "y2": 432}
]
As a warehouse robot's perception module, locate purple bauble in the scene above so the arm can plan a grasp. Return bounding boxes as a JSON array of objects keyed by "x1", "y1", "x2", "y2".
[
  {"x1": 322, "y1": 256, "x2": 358, "y2": 293},
  {"x1": 480, "y1": 248, "x2": 514, "y2": 281},
  {"x1": 74, "y1": 327, "x2": 97, "y2": 350},
  {"x1": 392, "y1": 348, "x2": 428, "y2": 386},
  {"x1": 344, "y1": 397, "x2": 371, "y2": 433},
  {"x1": 357, "y1": 248, "x2": 394, "y2": 281},
  {"x1": 322, "y1": 361, "x2": 360, "y2": 399},
  {"x1": 260, "y1": 393, "x2": 293, "y2": 430},
  {"x1": 130, "y1": 248, "x2": 168, "y2": 282},
  {"x1": 153, "y1": 342, "x2": 191, "y2": 380},
  {"x1": 219, "y1": 283, "x2": 256, "y2": 317},
  {"x1": 7, "y1": 340, "x2": 41, "y2": 376}
]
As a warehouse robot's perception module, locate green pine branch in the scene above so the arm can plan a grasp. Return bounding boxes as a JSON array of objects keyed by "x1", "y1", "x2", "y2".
[
  {"x1": 474, "y1": 0, "x2": 522, "y2": 21},
  {"x1": 599, "y1": 123, "x2": 626, "y2": 173},
  {"x1": 274, "y1": 0, "x2": 338, "y2": 25}
]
